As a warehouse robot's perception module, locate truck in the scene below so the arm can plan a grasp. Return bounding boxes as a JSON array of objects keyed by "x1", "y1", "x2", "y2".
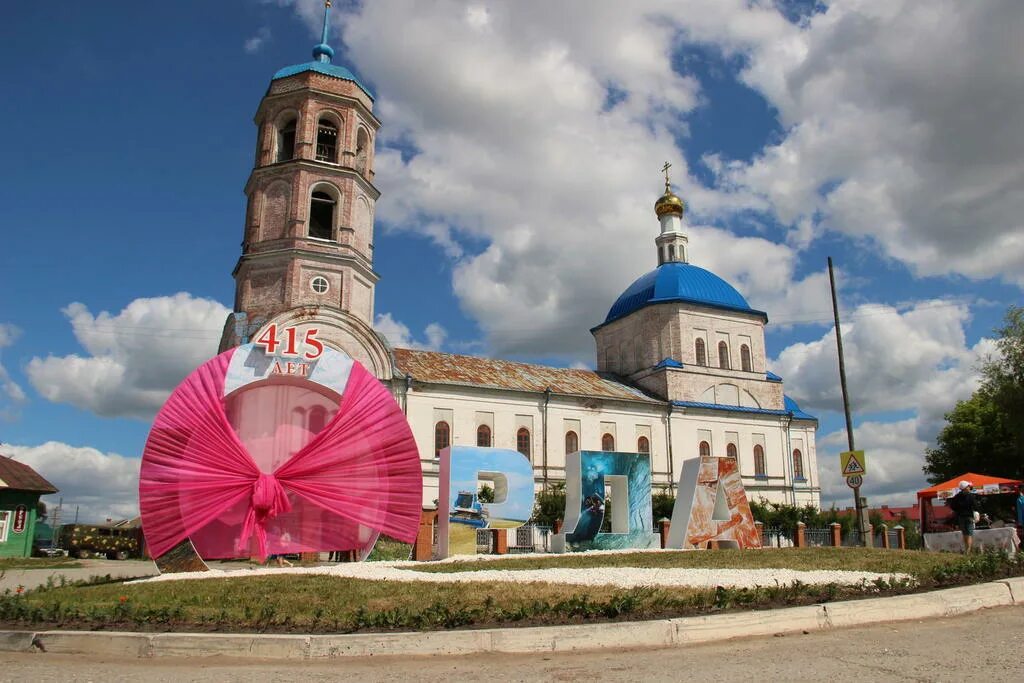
[
  {"x1": 56, "y1": 524, "x2": 141, "y2": 560},
  {"x1": 449, "y1": 490, "x2": 489, "y2": 528}
]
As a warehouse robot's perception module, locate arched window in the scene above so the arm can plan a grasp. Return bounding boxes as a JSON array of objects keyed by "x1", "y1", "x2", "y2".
[
  {"x1": 309, "y1": 191, "x2": 335, "y2": 240},
  {"x1": 565, "y1": 430, "x2": 578, "y2": 455},
  {"x1": 355, "y1": 128, "x2": 369, "y2": 174},
  {"x1": 726, "y1": 443, "x2": 737, "y2": 459},
  {"x1": 695, "y1": 338, "x2": 706, "y2": 366},
  {"x1": 276, "y1": 118, "x2": 296, "y2": 162},
  {"x1": 718, "y1": 341, "x2": 730, "y2": 369},
  {"x1": 668, "y1": 244, "x2": 676, "y2": 261},
  {"x1": 308, "y1": 405, "x2": 327, "y2": 434},
  {"x1": 637, "y1": 436, "x2": 650, "y2": 454},
  {"x1": 699, "y1": 441, "x2": 711, "y2": 457},
  {"x1": 793, "y1": 449, "x2": 804, "y2": 480},
  {"x1": 754, "y1": 445, "x2": 766, "y2": 477},
  {"x1": 516, "y1": 428, "x2": 531, "y2": 458},
  {"x1": 476, "y1": 424, "x2": 491, "y2": 448},
  {"x1": 601, "y1": 433, "x2": 615, "y2": 451},
  {"x1": 315, "y1": 118, "x2": 338, "y2": 162},
  {"x1": 740, "y1": 344, "x2": 752, "y2": 372},
  {"x1": 434, "y1": 421, "x2": 450, "y2": 458}
]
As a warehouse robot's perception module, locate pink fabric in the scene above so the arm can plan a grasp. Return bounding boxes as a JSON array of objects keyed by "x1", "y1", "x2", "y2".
[{"x1": 139, "y1": 349, "x2": 422, "y2": 561}]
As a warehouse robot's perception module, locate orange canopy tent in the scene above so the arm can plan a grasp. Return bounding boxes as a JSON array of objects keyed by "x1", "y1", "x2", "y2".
[{"x1": 917, "y1": 473, "x2": 1022, "y2": 532}]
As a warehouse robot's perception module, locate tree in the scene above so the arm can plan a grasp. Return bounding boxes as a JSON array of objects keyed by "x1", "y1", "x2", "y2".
[
  {"x1": 36, "y1": 500, "x2": 48, "y2": 521},
  {"x1": 530, "y1": 482, "x2": 566, "y2": 528},
  {"x1": 924, "y1": 306, "x2": 1024, "y2": 483},
  {"x1": 477, "y1": 484, "x2": 495, "y2": 504}
]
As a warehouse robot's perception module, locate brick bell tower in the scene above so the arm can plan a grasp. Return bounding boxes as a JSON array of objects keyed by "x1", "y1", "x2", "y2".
[{"x1": 220, "y1": 1, "x2": 394, "y2": 379}]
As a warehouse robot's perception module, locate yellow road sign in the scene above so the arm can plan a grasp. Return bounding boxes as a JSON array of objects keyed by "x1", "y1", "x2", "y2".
[{"x1": 840, "y1": 450, "x2": 866, "y2": 477}]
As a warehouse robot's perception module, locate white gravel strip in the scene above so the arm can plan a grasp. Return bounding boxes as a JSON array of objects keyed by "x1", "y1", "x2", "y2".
[{"x1": 133, "y1": 559, "x2": 912, "y2": 589}]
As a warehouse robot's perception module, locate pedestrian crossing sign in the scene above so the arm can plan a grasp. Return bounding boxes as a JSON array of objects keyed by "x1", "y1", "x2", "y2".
[{"x1": 840, "y1": 450, "x2": 866, "y2": 477}]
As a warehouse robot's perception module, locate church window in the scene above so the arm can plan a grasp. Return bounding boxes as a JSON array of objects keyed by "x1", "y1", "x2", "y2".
[
  {"x1": 476, "y1": 424, "x2": 491, "y2": 447},
  {"x1": 754, "y1": 445, "x2": 766, "y2": 477},
  {"x1": 668, "y1": 244, "x2": 676, "y2": 261},
  {"x1": 726, "y1": 443, "x2": 737, "y2": 459},
  {"x1": 309, "y1": 191, "x2": 335, "y2": 240},
  {"x1": 793, "y1": 449, "x2": 804, "y2": 480},
  {"x1": 699, "y1": 441, "x2": 711, "y2": 457},
  {"x1": 637, "y1": 436, "x2": 650, "y2": 454},
  {"x1": 516, "y1": 428, "x2": 531, "y2": 458},
  {"x1": 355, "y1": 128, "x2": 369, "y2": 174},
  {"x1": 740, "y1": 344, "x2": 752, "y2": 372},
  {"x1": 601, "y1": 433, "x2": 615, "y2": 451},
  {"x1": 565, "y1": 431, "x2": 578, "y2": 455},
  {"x1": 718, "y1": 341, "x2": 730, "y2": 369},
  {"x1": 310, "y1": 276, "x2": 329, "y2": 294},
  {"x1": 315, "y1": 118, "x2": 338, "y2": 162},
  {"x1": 434, "y1": 421, "x2": 450, "y2": 458},
  {"x1": 308, "y1": 405, "x2": 327, "y2": 434},
  {"x1": 695, "y1": 338, "x2": 706, "y2": 366},
  {"x1": 276, "y1": 118, "x2": 296, "y2": 162}
]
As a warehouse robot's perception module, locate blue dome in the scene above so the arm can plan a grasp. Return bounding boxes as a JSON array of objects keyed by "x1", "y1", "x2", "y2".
[
  {"x1": 599, "y1": 262, "x2": 766, "y2": 327},
  {"x1": 272, "y1": 62, "x2": 374, "y2": 100}
]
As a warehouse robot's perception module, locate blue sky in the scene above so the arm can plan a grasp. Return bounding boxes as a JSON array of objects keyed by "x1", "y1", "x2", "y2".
[{"x1": 2, "y1": 1, "x2": 1021, "y2": 520}]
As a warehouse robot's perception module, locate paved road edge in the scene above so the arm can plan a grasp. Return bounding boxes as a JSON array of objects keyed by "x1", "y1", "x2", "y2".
[{"x1": 2, "y1": 577, "x2": 1022, "y2": 659}]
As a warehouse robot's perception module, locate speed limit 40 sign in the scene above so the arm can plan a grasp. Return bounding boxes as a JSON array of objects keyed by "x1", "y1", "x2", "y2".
[{"x1": 846, "y1": 474, "x2": 863, "y2": 488}]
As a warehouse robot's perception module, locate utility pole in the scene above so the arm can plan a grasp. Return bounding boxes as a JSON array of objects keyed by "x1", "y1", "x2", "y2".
[{"x1": 828, "y1": 257, "x2": 868, "y2": 546}]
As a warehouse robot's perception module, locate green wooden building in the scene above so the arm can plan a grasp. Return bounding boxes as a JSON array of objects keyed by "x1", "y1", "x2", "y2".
[{"x1": 0, "y1": 455, "x2": 58, "y2": 558}]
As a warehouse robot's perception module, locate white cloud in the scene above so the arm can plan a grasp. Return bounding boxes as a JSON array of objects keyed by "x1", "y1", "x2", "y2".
[
  {"x1": 773, "y1": 300, "x2": 992, "y2": 437},
  {"x1": 0, "y1": 323, "x2": 26, "y2": 419},
  {"x1": 27, "y1": 293, "x2": 230, "y2": 419},
  {"x1": 720, "y1": 0, "x2": 1024, "y2": 285},
  {"x1": 374, "y1": 312, "x2": 447, "y2": 351},
  {"x1": 5, "y1": 442, "x2": 140, "y2": 524},
  {"x1": 244, "y1": 26, "x2": 272, "y2": 54}
]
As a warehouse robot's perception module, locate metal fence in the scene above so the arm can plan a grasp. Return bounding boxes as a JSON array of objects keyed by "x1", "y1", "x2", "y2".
[
  {"x1": 842, "y1": 530, "x2": 873, "y2": 547},
  {"x1": 804, "y1": 527, "x2": 833, "y2": 547},
  {"x1": 475, "y1": 528, "x2": 491, "y2": 554},
  {"x1": 760, "y1": 527, "x2": 794, "y2": 548}
]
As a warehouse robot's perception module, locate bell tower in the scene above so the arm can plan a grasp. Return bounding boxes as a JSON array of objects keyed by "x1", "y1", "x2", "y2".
[{"x1": 220, "y1": 1, "x2": 394, "y2": 379}]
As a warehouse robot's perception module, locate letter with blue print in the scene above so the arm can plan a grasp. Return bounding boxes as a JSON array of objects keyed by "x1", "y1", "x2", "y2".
[
  {"x1": 437, "y1": 446, "x2": 535, "y2": 558},
  {"x1": 552, "y1": 451, "x2": 659, "y2": 552}
]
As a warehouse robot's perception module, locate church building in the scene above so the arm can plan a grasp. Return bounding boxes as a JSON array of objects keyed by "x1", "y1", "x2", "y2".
[{"x1": 219, "y1": 4, "x2": 820, "y2": 510}]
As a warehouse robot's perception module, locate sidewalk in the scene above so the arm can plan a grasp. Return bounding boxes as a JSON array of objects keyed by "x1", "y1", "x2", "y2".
[{"x1": 0, "y1": 560, "x2": 157, "y2": 592}]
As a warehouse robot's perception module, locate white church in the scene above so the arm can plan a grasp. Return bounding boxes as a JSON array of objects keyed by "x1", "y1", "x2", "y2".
[{"x1": 218, "y1": 7, "x2": 820, "y2": 509}]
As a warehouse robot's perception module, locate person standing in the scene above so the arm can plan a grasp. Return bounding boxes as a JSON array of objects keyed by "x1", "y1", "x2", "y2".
[
  {"x1": 949, "y1": 480, "x2": 978, "y2": 552},
  {"x1": 1015, "y1": 487, "x2": 1024, "y2": 542}
]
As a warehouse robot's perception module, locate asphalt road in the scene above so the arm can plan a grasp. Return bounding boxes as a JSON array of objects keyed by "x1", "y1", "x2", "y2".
[
  {"x1": 2, "y1": 604, "x2": 1021, "y2": 682},
  {"x1": 0, "y1": 559, "x2": 157, "y2": 592}
]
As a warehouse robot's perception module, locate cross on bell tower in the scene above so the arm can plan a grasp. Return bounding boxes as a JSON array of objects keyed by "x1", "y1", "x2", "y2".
[
  {"x1": 219, "y1": 2, "x2": 394, "y2": 379},
  {"x1": 653, "y1": 162, "x2": 688, "y2": 265}
]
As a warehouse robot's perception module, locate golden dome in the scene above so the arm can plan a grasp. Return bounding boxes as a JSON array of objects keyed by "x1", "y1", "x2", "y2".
[{"x1": 655, "y1": 190, "x2": 685, "y2": 218}]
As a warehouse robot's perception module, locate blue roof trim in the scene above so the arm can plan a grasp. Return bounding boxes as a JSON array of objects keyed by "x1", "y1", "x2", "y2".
[
  {"x1": 596, "y1": 262, "x2": 767, "y2": 330},
  {"x1": 765, "y1": 371, "x2": 783, "y2": 382},
  {"x1": 672, "y1": 397, "x2": 818, "y2": 422},
  {"x1": 784, "y1": 395, "x2": 817, "y2": 421},
  {"x1": 272, "y1": 62, "x2": 375, "y2": 100},
  {"x1": 654, "y1": 358, "x2": 683, "y2": 369},
  {"x1": 673, "y1": 401, "x2": 789, "y2": 417}
]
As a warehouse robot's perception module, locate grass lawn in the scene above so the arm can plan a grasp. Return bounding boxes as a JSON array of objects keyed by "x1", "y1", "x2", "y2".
[
  {"x1": 0, "y1": 557, "x2": 82, "y2": 571},
  {"x1": 1, "y1": 548, "x2": 1020, "y2": 634}
]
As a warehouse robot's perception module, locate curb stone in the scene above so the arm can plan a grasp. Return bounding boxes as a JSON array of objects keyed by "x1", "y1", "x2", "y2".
[{"x1": 1, "y1": 580, "x2": 1020, "y2": 660}]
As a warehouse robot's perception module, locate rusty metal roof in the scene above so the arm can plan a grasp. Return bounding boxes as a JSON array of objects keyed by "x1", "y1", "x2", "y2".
[
  {"x1": 393, "y1": 348, "x2": 662, "y2": 403},
  {"x1": 0, "y1": 455, "x2": 58, "y2": 494}
]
